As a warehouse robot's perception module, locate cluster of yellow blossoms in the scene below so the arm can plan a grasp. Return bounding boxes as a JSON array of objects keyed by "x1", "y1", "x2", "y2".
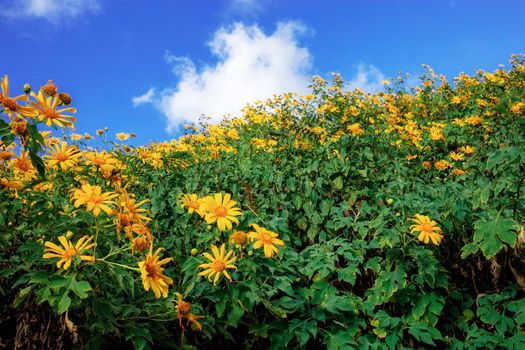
[{"x1": 180, "y1": 192, "x2": 285, "y2": 285}]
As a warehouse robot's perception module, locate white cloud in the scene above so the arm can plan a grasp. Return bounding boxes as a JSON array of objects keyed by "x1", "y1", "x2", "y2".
[
  {"x1": 132, "y1": 88, "x2": 156, "y2": 107},
  {"x1": 2, "y1": 0, "x2": 100, "y2": 22},
  {"x1": 150, "y1": 21, "x2": 313, "y2": 132},
  {"x1": 347, "y1": 63, "x2": 386, "y2": 94},
  {"x1": 132, "y1": 21, "x2": 388, "y2": 132}
]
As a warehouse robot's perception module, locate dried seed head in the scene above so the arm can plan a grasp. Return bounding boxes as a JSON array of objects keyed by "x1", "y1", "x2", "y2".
[
  {"x1": 42, "y1": 80, "x2": 58, "y2": 96},
  {"x1": 11, "y1": 118, "x2": 28, "y2": 136}
]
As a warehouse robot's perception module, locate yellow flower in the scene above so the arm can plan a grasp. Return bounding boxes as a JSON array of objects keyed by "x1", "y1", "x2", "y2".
[
  {"x1": 510, "y1": 102, "x2": 524, "y2": 114},
  {"x1": 459, "y1": 145, "x2": 475, "y2": 155},
  {"x1": 116, "y1": 132, "x2": 130, "y2": 141},
  {"x1": 180, "y1": 193, "x2": 205, "y2": 217},
  {"x1": 43, "y1": 235, "x2": 95, "y2": 270},
  {"x1": 434, "y1": 160, "x2": 451, "y2": 171},
  {"x1": 347, "y1": 123, "x2": 364, "y2": 136},
  {"x1": 70, "y1": 133, "x2": 83, "y2": 141},
  {"x1": 30, "y1": 89, "x2": 76, "y2": 129},
  {"x1": 198, "y1": 243, "x2": 237, "y2": 285},
  {"x1": 247, "y1": 224, "x2": 284, "y2": 258},
  {"x1": 72, "y1": 184, "x2": 118, "y2": 217},
  {"x1": 84, "y1": 151, "x2": 119, "y2": 175},
  {"x1": 44, "y1": 141, "x2": 80, "y2": 170},
  {"x1": 409, "y1": 214, "x2": 443, "y2": 245},
  {"x1": 201, "y1": 193, "x2": 243, "y2": 231},
  {"x1": 172, "y1": 293, "x2": 205, "y2": 331},
  {"x1": 0, "y1": 75, "x2": 38, "y2": 120},
  {"x1": 449, "y1": 151, "x2": 465, "y2": 161},
  {"x1": 453, "y1": 169, "x2": 467, "y2": 176},
  {"x1": 138, "y1": 247, "x2": 173, "y2": 299},
  {"x1": 11, "y1": 149, "x2": 37, "y2": 179}
]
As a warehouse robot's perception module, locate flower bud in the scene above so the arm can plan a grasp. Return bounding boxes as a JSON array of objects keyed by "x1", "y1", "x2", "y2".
[
  {"x1": 23, "y1": 83, "x2": 31, "y2": 94},
  {"x1": 58, "y1": 92, "x2": 72, "y2": 105}
]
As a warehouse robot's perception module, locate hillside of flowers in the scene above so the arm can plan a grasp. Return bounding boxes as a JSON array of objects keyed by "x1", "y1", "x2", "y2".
[{"x1": 1, "y1": 54, "x2": 524, "y2": 349}]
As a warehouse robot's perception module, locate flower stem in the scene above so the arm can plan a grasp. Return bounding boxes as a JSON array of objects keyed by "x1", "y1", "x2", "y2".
[{"x1": 98, "y1": 259, "x2": 140, "y2": 272}]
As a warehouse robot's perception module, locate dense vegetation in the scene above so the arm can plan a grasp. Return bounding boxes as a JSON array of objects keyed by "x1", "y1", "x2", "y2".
[{"x1": 1, "y1": 54, "x2": 524, "y2": 349}]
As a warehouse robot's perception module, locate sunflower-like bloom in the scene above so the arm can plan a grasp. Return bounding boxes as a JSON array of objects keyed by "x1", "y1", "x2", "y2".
[
  {"x1": 84, "y1": 150, "x2": 119, "y2": 173},
  {"x1": 247, "y1": 224, "x2": 284, "y2": 258},
  {"x1": 43, "y1": 235, "x2": 95, "y2": 270},
  {"x1": 180, "y1": 193, "x2": 205, "y2": 217},
  {"x1": 201, "y1": 193, "x2": 243, "y2": 231},
  {"x1": 172, "y1": 293, "x2": 205, "y2": 331},
  {"x1": 198, "y1": 244, "x2": 237, "y2": 285},
  {"x1": 0, "y1": 75, "x2": 38, "y2": 120},
  {"x1": 30, "y1": 89, "x2": 76, "y2": 129},
  {"x1": 409, "y1": 214, "x2": 444, "y2": 245},
  {"x1": 115, "y1": 132, "x2": 130, "y2": 141},
  {"x1": 44, "y1": 141, "x2": 80, "y2": 170},
  {"x1": 114, "y1": 192, "x2": 151, "y2": 239},
  {"x1": 11, "y1": 149, "x2": 37, "y2": 180},
  {"x1": 72, "y1": 183, "x2": 118, "y2": 217},
  {"x1": 138, "y1": 247, "x2": 173, "y2": 299}
]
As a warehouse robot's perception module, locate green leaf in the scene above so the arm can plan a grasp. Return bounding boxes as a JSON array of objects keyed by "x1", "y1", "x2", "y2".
[
  {"x1": 473, "y1": 218, "x2": 517, "y2": 259},
  {"x1": 227, "y1": 301, "x2": 244, "y2": 326},
  {"x1": 73, "y1": 280, "x2": 92, "y2": 299},
  {"x1": 408, "y1": 321, "x2": 441, "y2": 346},
  {"x1": 57, "y1": 293, "x2": 71, "y2": 314},
  {"x1": 13, "y1": 286, "x2": 32, "y2": 308}
]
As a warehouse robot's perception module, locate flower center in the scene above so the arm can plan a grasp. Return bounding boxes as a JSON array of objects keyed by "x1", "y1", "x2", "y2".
[
  {"x1": 421, "y1": 223, "x2": 434, "y2": 234},
  {"x1": 213, "y1": 205, "x2": 228, "y2": 217},
  {"x1": 55, "y1": 152, "x2": 69, "y2": 162},
  {"x1": 178, "y1": 301, "x2": 192, "y2": 315},
  {"x1": 2, "y1": 97, "x2": 18, "y2": 111},
  {"x1": 64, "y1": 247, "x2": 77, "y2": 259},
  {"x1": 45, "y1": 108, "x2": 59, "y2": 120},
  {"x1": 211, "y1": 259, "x2": 226, "y2": 272},
  {"x1": 14, "y1": 159, "x2": 31, "y2": 172},
  {"x1": 89, "y1": 193, "x2": 104, "y2": 205},
  {"x1": 92, "y1": 157, "x2": 106, "y2": 165},
  {"x1": 259, "y1": 231, "x2": 274, "y2": 244},
  {"x1": 145, "y1": 261, "x2": 160, "y2": 278}
]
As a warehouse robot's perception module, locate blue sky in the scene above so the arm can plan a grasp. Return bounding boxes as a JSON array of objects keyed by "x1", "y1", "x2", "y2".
[{"x1": 1, "y1": 0, "x2": 524, "y2": 145}]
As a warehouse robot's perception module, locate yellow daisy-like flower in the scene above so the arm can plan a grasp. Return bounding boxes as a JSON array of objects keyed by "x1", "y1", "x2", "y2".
[
  {"x1": 180, "y1": 193, "x2": 205, "y2": 217},
  {"x1": 11, "y1": 149, "x2": 37, "y2": 179},
  {"x1": 459, "y1": 145, "x2": 475, "y2": 155},
  {"x1": 247, "y1": 224, "x2": 284, "y2": 258},
  {"x1": 72, "y1": 183, "x2": 118, "y2": 217},
  {"x1": 84, "y1": 150, "x2": 120, "y2": 176},
  {"x1": 347, "y1": 123, "x2": 364, "y2": 136},
  {"x1": 0, "y1": 75, "x2": 38, "y2": 120},
  {"x1": 201, "y1": 193, "x2": 243, "y2": 231},
  {"x1": 198, "y1": 243, "x2": 237, "y2": 285},
  {"x1": 43, "y1": 235, "x2": 95, "y2": 270},
  {"x1": 138, "y1": 247, "x2": 173, "y2": 299},
  {"x1": 30, "y1": 89, "x2": 76, "y2": 129},
  {"x1": 434, "y1": 159, "x2": 451, "y2": 171},
  {"x1": 409, "y1": 214, "x2": 444, "y2": 245},
  {"x1": 449, "y1": 151, "x2": 465, "y2": 161},
  {"x1": 44, "y1": 141, "x2": 80, "y2": 170},
  {"x1": 116, "y1": 132, "x2": 130, "y2": 141}
]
